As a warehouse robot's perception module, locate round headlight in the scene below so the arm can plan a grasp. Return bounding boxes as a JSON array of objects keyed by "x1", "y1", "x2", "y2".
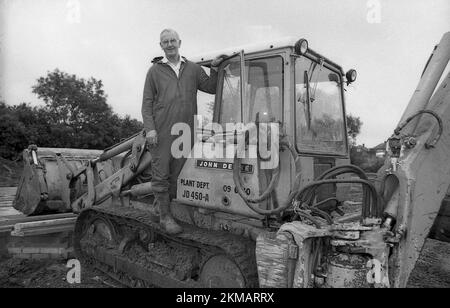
[
  {"x1": 295, "y1": 39, "x2": 308, "y2": 55},
  {"x1": 346, "y1": 69, "x2": 357, "y2": 83}
]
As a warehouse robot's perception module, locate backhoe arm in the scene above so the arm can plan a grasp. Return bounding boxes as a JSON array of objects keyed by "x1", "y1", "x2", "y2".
[{"x1": 379, "y1": 32, "x2": 450, "y2": 287}]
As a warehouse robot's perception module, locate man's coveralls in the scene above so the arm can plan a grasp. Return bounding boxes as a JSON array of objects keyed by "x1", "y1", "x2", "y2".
[{"x1": 142, "y1": 56, "x2": 217, "y2": 203}]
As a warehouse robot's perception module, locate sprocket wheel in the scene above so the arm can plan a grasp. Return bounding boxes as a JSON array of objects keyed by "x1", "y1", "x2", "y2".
[{"x1": 199, "y1": 254, "x2": 247, "y2": 288}]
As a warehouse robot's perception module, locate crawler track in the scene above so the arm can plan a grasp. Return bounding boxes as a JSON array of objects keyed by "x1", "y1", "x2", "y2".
[{"x1": 73, "y1": 205, "x2": 259, "y2": 288}]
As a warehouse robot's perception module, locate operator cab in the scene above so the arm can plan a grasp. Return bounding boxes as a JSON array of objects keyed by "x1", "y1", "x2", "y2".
[
  {"x1": 194, "y1": 37, "x2": 350, "y2": 156},
  {"x1": 176, "y1": 37, "x2": 354, "y2": 220}
]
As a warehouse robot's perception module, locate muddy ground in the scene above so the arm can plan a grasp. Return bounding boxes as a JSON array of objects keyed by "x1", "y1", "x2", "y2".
[
  {"x1": 407, "y1": 239, "x2": 450, "y2": 288},
  {"x1": 0, "y1": 238, "x2": 449, "y2": 288},
  {"x1": 0, "y1": 256, "x2": 124, "y2": 288},
  {"x1": 0, "y1": 158, "x2": 448, "y2": 288}
]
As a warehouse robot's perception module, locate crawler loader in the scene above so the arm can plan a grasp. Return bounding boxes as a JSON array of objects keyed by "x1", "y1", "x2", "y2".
[{"x1": 14, "y1": 33, "x2": 450, "y2": 287}]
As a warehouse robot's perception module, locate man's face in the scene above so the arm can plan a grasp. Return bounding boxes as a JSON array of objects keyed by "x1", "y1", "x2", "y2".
[{"x1": 160, "y1": 32, "x2": 181, "y2": 59}]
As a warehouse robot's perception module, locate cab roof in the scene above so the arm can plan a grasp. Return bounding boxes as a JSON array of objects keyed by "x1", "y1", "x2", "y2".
[{"x1": 188, "y1": 36, "x2": 344, "y2": 75}]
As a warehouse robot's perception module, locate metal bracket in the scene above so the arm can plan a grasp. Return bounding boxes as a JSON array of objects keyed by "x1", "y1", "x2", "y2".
[{"x1": 129, "y1": 130, "x2": 147, "y2": 173}]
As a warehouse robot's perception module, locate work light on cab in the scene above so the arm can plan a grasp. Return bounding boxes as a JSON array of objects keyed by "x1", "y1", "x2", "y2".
[
  {"x1": 295, "y1": 39, "x2": 308, "y2": 55},
  {"x1": 346, "y1": 69, "x2": 357, "y2": 85}
]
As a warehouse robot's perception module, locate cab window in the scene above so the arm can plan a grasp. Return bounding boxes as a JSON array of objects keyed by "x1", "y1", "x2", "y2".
[
  {"x1": 218, "y1": 56, "x2": 283, "y2": 127},
  {"x1": 197, "y1": 66, "x2": 216, "y2": 126},
  {"x1": 295, "y1": 57, "x2": 346, "y2": 155}
]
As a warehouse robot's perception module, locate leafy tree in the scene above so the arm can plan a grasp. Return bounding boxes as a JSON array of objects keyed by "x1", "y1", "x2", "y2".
[
  {"x1": 31, "y1": 69, "x2": 142, "y2": 149},
  {"x1": 32, "y1": 69, "x2": 112, "y2": 148},
  {"x1": 32, "y1": 69, "x2": 111, "y2": 124},
  {"x1": 0, "y1": 69, "x2": 143, "y2": 159},
  {"x1": 11, "y1": 103, "x2": 52, "y2": 146},
  {"x1": 0, "y1": 102, "x2": 28, "y2": 159},
  {"x1": 346, "y1": 114, "x2": 362, "y2": 145}
]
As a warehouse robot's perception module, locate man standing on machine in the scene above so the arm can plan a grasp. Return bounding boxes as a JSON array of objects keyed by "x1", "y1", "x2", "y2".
[{"x1": 142, "y1": 28, "x2": 225, "y2": 234}]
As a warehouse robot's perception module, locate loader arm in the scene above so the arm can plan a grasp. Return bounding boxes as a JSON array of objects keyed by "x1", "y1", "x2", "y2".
[
  {"x1": 70, "y1": 130, "x2": 152, "y2": 212},
  {"x1": 14, "y1": 130, "x2": 153, "y2": 215}
]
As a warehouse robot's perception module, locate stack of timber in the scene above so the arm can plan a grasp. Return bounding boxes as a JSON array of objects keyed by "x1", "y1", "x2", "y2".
[
  {"x1": 0, "y1": 187, "x2": 17, "y2": 208},
  {"x1": 0, "y1": 186, "x2": 77, "y2": 236}
]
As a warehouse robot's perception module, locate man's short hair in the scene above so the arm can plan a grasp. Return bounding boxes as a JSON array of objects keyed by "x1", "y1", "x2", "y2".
[{"x1": 160, "y1": 29, "x2": 180, "y2": 41}]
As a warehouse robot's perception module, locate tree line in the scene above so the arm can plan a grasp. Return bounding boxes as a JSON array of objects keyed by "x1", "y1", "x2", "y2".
[{"x1": 0, "y1": 69, "x2": 143, "y2": 159}]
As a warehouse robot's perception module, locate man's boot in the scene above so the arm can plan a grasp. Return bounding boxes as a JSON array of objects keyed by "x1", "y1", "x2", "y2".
[
  {"x1": 158, "y1": 194, "x2": 183, "y2": 235},
  {"x1": 148, "y1": 201, "x2": 160, "y2": 223}
]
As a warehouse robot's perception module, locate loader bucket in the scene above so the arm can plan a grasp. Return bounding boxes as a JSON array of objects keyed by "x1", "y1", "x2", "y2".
[{"x1": 14, "y1": 146, "x2": 105, "y2": 216}]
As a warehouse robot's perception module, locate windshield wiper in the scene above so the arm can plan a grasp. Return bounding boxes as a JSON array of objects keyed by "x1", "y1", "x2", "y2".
[
  {"x1": 298, "y1": 59, "x2": 324, "y2": 131},
  {"x1": 304, "y1": 70, "x2": 312, "y2": 130},
  {"x1": 309, "y1": 58, "x2": 324, "y2": 103}
]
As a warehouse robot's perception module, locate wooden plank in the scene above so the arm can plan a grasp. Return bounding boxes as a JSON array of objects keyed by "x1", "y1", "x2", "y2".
[
  {"x1": 0, "y1": 185, "x2": 78, "y2": 237},
  {"x1": 0, "y1": 213, "x2": 76, "y2": 227},
  {"x1": 0, "y1": 187, "x2": 17, "y2": 210},
  {"x1": 9, "y1": 215, "x2": 77, "y2": 237},
  {"x1": 13, "y1": 217, "x2": 77, "y2": 232},
  {"x1": 11, "y1": 224, "x2": 74, "y2": 237},
  {"x1": 0, "y1": 224, "x2": 14, "y2": 233}
]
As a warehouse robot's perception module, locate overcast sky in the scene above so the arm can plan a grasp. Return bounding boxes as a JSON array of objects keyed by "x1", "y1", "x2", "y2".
[{"x1": 1, "y1": 0, "x2": 449, "y2": 147}]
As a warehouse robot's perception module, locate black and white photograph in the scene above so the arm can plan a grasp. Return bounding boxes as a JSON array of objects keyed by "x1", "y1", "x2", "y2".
[{"x1": 0, "y1": 0, "x2": 449, "y2": 292}]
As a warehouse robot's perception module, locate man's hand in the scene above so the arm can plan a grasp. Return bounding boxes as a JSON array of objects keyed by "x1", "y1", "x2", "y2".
[
  {"x1": 147, "y1": 130, "x2": 158, "y2": 146},
  {"x1": 211, "y1": 54, "x2": 228, "y2": 69}
]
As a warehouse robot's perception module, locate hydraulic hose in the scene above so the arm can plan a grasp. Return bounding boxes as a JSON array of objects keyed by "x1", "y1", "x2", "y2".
[
  {"x1": 295, "y1": 210, "x2": 322, "y2": 228},
  {"x1": 232, "y1": 138, "x2": 294, "y2": 216},
  {"x1": 394, "y1": 109, "x2": 443, "y2": 148},
  {"x1": 233, "y1": 157, "x2": 283, "y2": 216},
  {"x1": 233, "y1": 139, "x2": 382, "y2": 219},
  {"x1": 300, "y1": 164, "x2": 375, "y2": 219},
  {"x1": 293, "y1": 178, "x2": 382, "y2": 219}
]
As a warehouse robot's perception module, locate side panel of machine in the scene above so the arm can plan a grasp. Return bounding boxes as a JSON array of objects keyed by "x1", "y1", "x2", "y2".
[{"x1": 176, "y1": 142, "x2": 263, "y2": 219}]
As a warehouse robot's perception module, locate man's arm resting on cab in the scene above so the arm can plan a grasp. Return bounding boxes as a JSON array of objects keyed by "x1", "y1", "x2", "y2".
[{"x1": 197, "y1": 55, "x2": 227, "y2": 94}]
